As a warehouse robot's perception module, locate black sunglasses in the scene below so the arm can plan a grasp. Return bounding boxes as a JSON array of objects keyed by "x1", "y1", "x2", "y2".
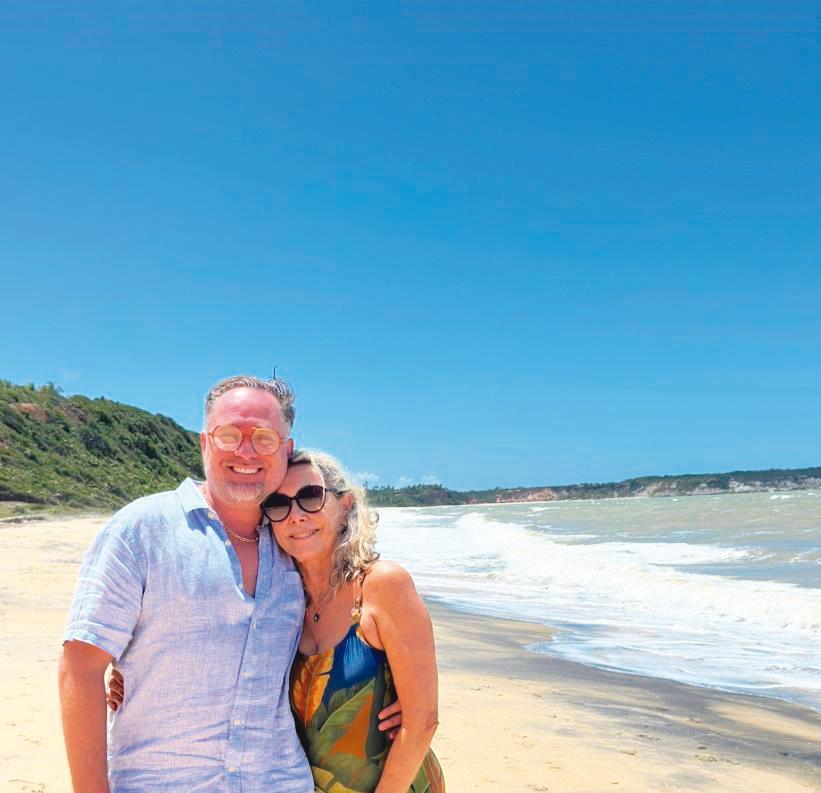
[{"x1": 260, "y1": 484, "x2": 340, "y2": 522}]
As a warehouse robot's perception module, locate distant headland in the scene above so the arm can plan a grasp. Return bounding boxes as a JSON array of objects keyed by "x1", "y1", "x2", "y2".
[
  {"x1": 365, "y1": 468, "x2": 821, "y2": 507},
  {"x1": 1, "y1": 381, "x2": 818, "y2": 517}
]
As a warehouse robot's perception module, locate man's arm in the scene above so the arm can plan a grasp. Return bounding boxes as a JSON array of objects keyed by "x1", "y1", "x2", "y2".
[{"x1": 59, "y1": 640, "x2": 114, "y2": 793}]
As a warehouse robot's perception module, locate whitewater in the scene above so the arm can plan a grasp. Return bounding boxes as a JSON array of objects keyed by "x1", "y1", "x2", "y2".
[{"x1": 376, "y1": 490, "x2": 821, "y2": 711}]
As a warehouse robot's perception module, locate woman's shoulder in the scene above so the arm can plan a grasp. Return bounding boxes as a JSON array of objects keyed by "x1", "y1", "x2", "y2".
[
  {"x1": 360, "y1": 561, "x2": 432, "y2": 650},
  {"x1": 362, "y1": 560, "x2": 418, "y2": 600}
]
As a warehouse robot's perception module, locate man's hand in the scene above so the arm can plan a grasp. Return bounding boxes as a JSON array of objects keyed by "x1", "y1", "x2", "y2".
[
  {"x1": 377, "y1": 699, "x2": 402, "y2": 740},
  {"x1": 107, "y1": 669, "x2": 125, "y2": 711}
]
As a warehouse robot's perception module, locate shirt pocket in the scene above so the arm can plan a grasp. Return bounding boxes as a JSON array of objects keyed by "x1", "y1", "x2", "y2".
[{"x1": 141, "y1": 553, "x2": 251, "y2": 641}]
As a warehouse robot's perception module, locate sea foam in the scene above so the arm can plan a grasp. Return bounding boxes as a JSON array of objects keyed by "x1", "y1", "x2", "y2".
[{"x1": 377, "y1": 500, "x2": 821, "y2": 711}]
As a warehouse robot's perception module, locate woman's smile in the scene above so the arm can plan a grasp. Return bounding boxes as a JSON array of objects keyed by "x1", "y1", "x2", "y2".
[{"x1": 289, "y1": 527, "x2": 321, "y2": 540}]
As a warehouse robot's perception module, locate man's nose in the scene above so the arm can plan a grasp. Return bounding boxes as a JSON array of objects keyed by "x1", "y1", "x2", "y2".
[{"x1": 234, "y1": 436, "x2": 257, "y2": 459}]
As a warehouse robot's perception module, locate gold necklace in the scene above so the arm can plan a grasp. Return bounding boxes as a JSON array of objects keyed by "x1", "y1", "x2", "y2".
[
  {"x1": 225, "y1": 525, "x2": 259, "y2": 544},
  {"x1": 201, "y1": 484, "x2": 260, "y2": 544}
]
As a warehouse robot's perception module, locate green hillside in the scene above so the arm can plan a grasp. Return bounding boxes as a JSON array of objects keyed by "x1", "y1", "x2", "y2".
[
  {"x1": 0, "y1": 381, "x2": 203, "y2": 509},
  {"x1": 368, "y1": 465, "x2": 821, "y2": 507},
  {"x1": 2, "y1": 380, "x2": 819, "y2": 515}
]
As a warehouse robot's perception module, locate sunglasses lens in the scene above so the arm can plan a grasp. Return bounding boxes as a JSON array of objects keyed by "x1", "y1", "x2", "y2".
[
  {"x1": 212, "y1": 426, "x2": 242, "y2": 450},
  {"x1": 262, "y1": 494, "x2": 291, "y2": 522},
  {"x1": 252, "y1": 429, "x2": 281, "y2": 455},
  {"x1": 296, "y1": 485, "x2": 326, "y2": 513}
]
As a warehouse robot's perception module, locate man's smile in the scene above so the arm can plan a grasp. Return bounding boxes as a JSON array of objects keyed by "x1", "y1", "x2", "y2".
[{"x1": 228, "y1": 465, "x2": 263, "y2": 475}]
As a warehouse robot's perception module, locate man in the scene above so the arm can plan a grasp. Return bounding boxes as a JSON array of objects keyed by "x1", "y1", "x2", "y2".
[{"x1": 59, "y1": 375, "x2": 397, "y2": 792}]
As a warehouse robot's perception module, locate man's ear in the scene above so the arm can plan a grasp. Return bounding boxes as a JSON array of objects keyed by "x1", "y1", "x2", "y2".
[
  {"x1": 286, "y1": 437, "x2": 294, "y2": 458},
  {"x1": 200, "y1": 431, "x2": 207, "y2": 456}
]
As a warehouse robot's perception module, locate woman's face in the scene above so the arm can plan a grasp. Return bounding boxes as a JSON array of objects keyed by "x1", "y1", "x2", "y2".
[{"x1": 269, "y1": 464, "x2": 349, "y2": 565}]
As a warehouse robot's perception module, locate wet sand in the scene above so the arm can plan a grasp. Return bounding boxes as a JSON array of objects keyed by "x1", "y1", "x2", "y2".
[{"x1": 429, "y1": 602, "x2": 820, "y2": 792}]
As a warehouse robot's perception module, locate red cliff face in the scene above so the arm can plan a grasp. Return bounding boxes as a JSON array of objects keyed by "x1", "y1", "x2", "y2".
[
  {"x1": 495, "y1": 489, "x2": 557, "y2": 504},
  {"x1": 12, "y1": 403, "x2": 50, "y2": 423}
]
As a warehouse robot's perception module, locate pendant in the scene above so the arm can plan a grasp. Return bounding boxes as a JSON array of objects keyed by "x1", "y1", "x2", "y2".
[{"x1": 313, "y1": 612, "x2": 320, "y2": 623}]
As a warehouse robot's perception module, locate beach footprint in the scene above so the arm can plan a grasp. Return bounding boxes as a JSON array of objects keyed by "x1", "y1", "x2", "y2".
[{"x1": 8, "y1": 781, "x2": 46, "y2": 793}]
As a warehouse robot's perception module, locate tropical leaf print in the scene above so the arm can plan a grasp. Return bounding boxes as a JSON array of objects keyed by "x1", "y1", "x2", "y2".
[
  {"x1": 311, "y1": 766, "x2": 336, "y2": 791},
  {"x1": 323, "y1": 751, "x2": 382, "y2": 791},
  {"x1": 314, "y1": 680, "x2": 377, "y2": 766},
  {"x1": 326, "y1": 678, "x2": 371, "y2": 717},
  {"x1": 333, "y1": 689, "x2": 376, "y2": 758},
  {"x1": 291, "y1": 615, "x2": 445, "y2": 791},
  {"x1": 365, "y1": 662, "x2": 390, "y2": 760},
  {"x1": 410, "y1": 751, "x2": 447, "y2": 793},
  {"x1": 292, "y1": 649, "x2": 333, "y2": 726}
]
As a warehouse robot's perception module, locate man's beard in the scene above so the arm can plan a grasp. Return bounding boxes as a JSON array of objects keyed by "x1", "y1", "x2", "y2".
[{"x1": 209, "y1": 478, "x2": 266, "y2": 504}]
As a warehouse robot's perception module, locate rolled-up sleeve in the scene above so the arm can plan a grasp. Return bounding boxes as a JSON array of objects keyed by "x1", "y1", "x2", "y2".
[{"x1": 64, "y1": 512, "x2": 146, "y2": 661}]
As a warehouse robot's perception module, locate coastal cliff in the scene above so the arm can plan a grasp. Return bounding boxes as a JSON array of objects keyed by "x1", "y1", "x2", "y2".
[
  {"x1": 1, "y1": 380, "x2": 818, "y2": 514},
  {"x1": 365, "y1": 469, "x2": 821, "y2": 507}
]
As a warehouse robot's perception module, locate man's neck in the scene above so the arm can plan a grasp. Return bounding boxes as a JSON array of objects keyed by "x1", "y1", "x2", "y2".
[{"x1": 203, "y1": 486, "x2": 262, "y2": 535}]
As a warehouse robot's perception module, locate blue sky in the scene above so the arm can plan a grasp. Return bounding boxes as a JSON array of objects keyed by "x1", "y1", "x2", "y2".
[{"x1": 2, "y1": 2, "x2": 819, "y2": 490}]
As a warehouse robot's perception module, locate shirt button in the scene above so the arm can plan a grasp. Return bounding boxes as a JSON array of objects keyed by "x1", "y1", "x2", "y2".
[
  {"x1": 233, "y1": 718, "x2": 242, "y2": 726},
  {"x1": 208, "y1": 510, "x2": 217, "y2": 519},
  {"x1": 242, "y1": 670, "x2": 251, "y2": 677},
  {"x1": 224, "y1": 539, "x2": 231, "y2": 546},
  {"x1": 227, "y1": 765, "x2": 236, "y2": 773}
]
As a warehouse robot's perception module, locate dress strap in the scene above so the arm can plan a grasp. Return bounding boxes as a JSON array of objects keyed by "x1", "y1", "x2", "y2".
[{"x1": 350, "y1": 574, "x2": 364, "y2": 624}]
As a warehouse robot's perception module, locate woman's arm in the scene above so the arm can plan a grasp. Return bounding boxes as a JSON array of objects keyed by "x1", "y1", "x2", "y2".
[{"x1": 364, "y1": 561, "x2": 439, "y2": 793}]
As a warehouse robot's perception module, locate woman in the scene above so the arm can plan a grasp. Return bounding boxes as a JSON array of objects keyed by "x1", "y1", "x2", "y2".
[
  {"x1": 110, "y1": 449, "x2": 444, "y2": 793},
  {"x1": 265, "y1": 449, "x2": 444, "y2": 793}
]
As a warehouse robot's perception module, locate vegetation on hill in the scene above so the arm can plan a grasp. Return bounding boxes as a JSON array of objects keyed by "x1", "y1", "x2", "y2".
[
  {"x1": 2, "y1": 380, "x2": 819, "y2": 514},
  {"x1": 0, "y1": 381, "x2": 203, "y2": 508},
  {"x1": 366, "y1": 465, "x2": 821, "y2": 507},
  {"x1": 368, "y1": 484, "x2": 464, "y2": 507}
]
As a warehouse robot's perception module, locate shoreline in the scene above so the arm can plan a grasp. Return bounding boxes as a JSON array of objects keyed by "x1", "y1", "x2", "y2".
[
  {"x1": 429, "y1": 597, "x2": 820, "y2": 716},
  {"x1": 1, "y1": 514, "x2": 819, "y2": 792},
  {"x1": 428, "y1": 600, "x2": 821, "y2": 792},
  {"x1": 370, "y1": 484, "x2": 821, "y2": 509},
  {"x1": 0, "y1": 509, "x2": 109, "y2": 525},
  {"x1": 2, "y1": 481, "x2": 818, "y2": 524}
]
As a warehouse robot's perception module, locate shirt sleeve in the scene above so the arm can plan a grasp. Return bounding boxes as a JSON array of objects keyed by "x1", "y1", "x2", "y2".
[{"x1": 64, "y1": 509, "x2": 147, "y2": 661}]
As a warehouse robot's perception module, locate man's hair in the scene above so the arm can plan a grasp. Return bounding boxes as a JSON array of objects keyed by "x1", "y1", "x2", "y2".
[{"x1": 203, "y1": 375, "x2": 296, "y2": 429}]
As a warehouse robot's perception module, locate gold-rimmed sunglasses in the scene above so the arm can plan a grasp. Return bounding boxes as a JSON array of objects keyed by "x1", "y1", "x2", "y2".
[{"x1": 207, "y1": 425, "x2": 289, "y2": 456}]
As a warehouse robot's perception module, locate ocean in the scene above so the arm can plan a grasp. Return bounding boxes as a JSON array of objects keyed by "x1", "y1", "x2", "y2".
[{"x1": 376, "y1": 490, "x2": 821, "y2": 712}]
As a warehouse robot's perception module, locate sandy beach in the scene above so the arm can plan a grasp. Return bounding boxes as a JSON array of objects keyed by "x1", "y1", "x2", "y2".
[{"x1": 1, "y1": 514, "x2": 818, "y2": 793}]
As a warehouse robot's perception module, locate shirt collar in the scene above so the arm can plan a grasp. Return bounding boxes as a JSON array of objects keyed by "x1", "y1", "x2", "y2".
[
  {"x1": 176, "y1": 478, "x2": 209, "y2": 515},
  {"x1": 176, "y1": 477, "x2": 271, "y2": 528}
]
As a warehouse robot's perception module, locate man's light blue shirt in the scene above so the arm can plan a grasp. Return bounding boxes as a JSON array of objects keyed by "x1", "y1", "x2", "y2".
[{"x1": 65, "y1": 478, "x2": 314, "y2": 793}]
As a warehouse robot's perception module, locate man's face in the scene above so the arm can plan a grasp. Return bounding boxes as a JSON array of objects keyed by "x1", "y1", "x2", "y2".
[{"x1": 200, "y1": 387, "x2": 293, "y2": 507}]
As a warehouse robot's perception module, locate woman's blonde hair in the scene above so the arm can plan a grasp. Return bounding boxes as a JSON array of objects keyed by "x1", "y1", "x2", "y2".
[{"x1": 288, "y1": 448, "x2": 379, "y2": 588}]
